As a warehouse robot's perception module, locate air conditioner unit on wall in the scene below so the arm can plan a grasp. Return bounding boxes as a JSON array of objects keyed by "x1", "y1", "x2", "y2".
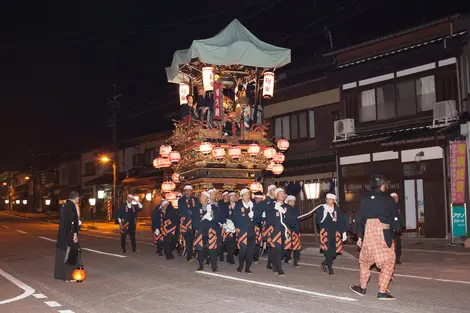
[
  {"x1": 432, "y1": 100, "x2": 457, "y2": 128},
  {"x1": 334, "y1": 118, "x2": 356, "y2": 142}
]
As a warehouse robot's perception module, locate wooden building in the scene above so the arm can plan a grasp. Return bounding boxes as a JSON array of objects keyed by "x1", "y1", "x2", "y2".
[{"x1": 327, "y1": 16, "x2": 468, "y2": 238}]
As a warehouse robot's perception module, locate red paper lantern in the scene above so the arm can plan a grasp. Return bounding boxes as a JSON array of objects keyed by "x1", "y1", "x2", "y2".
[
  {"x1": 72, "y1": 268, "x2": 86, "y2": 282},
  {"x1": 271, "y1": 164, "x2": 284, "y2": 175},
  {"x1": 263, "y1": 147, "x2": 276, "y2": 159},
  {"x1": 273, "y1": 152, "x2": 285, "y2": 164},
  {"x1": 212, "y1": 147, "x2": 226, "y2": 159},
  {"x1": 171, "y1": 173, "x2": 180, "y2": 183},
  {"x1": 199, "y1": 142, "x2": 213, "y2": 154},
  {"x1": 249, "y1": 182, "x2": 263, "y2": 193},
  {"x1": 153, "y1": 157, "x2": 163, "y2": 169},
  {"x1": 228, "y1": 146, "x2": 242, "y2": 159},
  {"x1": 169, "y1": 151, "x2": 181, "y2": 163},
  {"x1": 247, "y1": 143, "x2": 260, "y2": 156},
  {"x1": 277, "y1": 138, "x2": 289, "y2": 151},
  {"x1": 159, "y1": 145, "x2": 172, "y2": 158},
  {"x1": 161, "y1": 181, "x2": 176, "y2": 193}
]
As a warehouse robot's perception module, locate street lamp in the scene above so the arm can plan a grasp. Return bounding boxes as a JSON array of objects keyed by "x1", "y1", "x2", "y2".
[
  {"x1": 99, "y1": 155, "x2": 117, "y2": 221},
  {"x1": 88, "y1": 198, "x2": 96, "y2": 227},
  {"x1": 45, "y1": 199, "x2": 51, "y2": 206},
  {"x1": 23, "y1": 200, "x2": 27, "y2": 205},
  {"x1": 5, "y1": 200, "x2": 9, "y2": 204},
  {"x1": 15, "y1": 200, "x2": 20, "y2": 204},
  {"x1": 304, "y1": 182, "x2": 321, "y2": 242},
  {"x1": 25, "y1": 176, "x2": 30, "y2": 180}
]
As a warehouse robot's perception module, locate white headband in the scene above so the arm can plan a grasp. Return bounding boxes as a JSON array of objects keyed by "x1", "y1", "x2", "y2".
[
  {"x1": 183, "y1": 185, "x2": 193, "y2": 191},
  {"x1": 275, "y1": 188, "x2": 285, "y2": 196},
  {"x1": 201, "y1": 191, "x2": 210, "y2": 199},
  {"x1": 326, "y1": 193, "x2": 337, "y2": 200},
  {"x1": 268, "y1": 185, "x2": 276, "y2": 192},
  {"x1": 228, "y1": 192, "x2": 236, "y2": 196},
  {"x1": 208, "y1": 188, "x2": 216, "y2": 194},
  {"x1": 222, "y1": 191, "x2": 229, "y2": 196},
  {"x1": 240, "y1": 188, "x2": 250, "y2": 197},
  {"x1": 285, "y1": 195, "x2": 296, "y2": 203}
]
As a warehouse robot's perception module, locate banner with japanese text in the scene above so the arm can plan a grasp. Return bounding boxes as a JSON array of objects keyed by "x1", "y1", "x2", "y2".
[
  {"x1": 213, "y1": 83, "x2": 222, "y2": 121},
  {"x1": 450, "y1": 141, "x2": 467, "y2": 204},
  {"x1": 451, "y1": 204, "x2": 467, "y2": 237}
]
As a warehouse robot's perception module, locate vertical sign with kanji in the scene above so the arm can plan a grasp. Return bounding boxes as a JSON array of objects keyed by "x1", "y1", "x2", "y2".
[
  {"x1": 213, "y1": 83, "x2": 222, "y2": 121},
  {"x1": 451, "y1": 204, "x2": 467, "y2": 237},
  {"x1": 450, "y1": 141, "x2": 467, "y2": 204}
]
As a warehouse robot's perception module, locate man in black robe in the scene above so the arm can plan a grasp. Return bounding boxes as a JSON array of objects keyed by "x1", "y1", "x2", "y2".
[
  {"x1": 117, "y1": 194, "x2": 143, "y2": 253},
  {"x1": 54, "y1": 191, "x2": 81, "y2": 282}
]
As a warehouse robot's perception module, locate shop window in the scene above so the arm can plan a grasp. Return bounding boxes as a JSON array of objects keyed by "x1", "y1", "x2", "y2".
[
  {"x1": 416, "y1": 75, "x2": 436, "y2": 111},
  {"x1": 377, "y1": 84, "x2": 396, "y2": 120},
  {"x1": 360, "y1": 89, "x2": 376, "y2": 122},
  {"x1": 396, "y1": 80, "x2": 417, "y2": 117},
  {"x1": 274, "y1": 110, "x2": 315, "y2": 140}
]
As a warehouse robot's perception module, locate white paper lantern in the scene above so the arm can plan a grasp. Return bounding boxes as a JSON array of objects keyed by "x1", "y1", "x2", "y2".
[
  {"x1": 247, "y1": 143, "x2": 260, "y2": 156},
  {"x1": 179, "y1": 83, "x2": 190, "y2": 105},
  {"x1": 263, "y1": 147, "x2": 276, "y2": 159},
  {"x1": 212, "y1": 147, "x2": 226, "y2": 160},
  {"x1": 263, "y1": 72, "x2": 275, "y2": 99},
  {"x1": 199, "y1": 142, "x2": 213, "y2": 154},
  {"x1": 228, "y1": 146, "x2": 242, "y2": 159},
  {"x1": 202, "y1": 67, "x2": 214, "y2": 92}
]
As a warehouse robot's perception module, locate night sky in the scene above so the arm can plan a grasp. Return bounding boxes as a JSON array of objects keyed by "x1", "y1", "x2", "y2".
[{"x1": 1, "y1": 0, "x2": 468, "y2": 169}]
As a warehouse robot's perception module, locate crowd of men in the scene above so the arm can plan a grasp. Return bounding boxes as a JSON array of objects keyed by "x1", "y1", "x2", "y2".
[{"x1": 118, "y1": 174, "x2": 402, "y2": 301}]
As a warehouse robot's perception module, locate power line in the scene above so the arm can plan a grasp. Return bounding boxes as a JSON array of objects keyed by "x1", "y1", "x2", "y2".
[{"x1": 242, "y1": 0, "x2": 284, "y2": 21}]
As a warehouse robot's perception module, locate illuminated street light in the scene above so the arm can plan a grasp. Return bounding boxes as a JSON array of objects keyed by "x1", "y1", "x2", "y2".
[
  {"x1": 2, "y1": 182, "x2": 6, "y2": 186},
  {"x1": 45, "y1": 199, "x2": 51, "y2": 206},
  {"x1": 5, "y1": 200, "x2": 9, "y2": 204},
  {"x1": 98, "y1": 155, "x2": 116, "y2": 220},
  {"x1": 15, "y1": 200, "x2": 20, "y2": 204},
  {"x1": 145, "y1": 193, "x2": 152, "y2": 201},
  {"x1": 23, "y1": 200, "x2": 27, "y2": 205},
  {"x1": 100, "y1": 155, "x2": 111, "y2": 163},
  {"x1": 25, "y1": 176, "x2": 30, "y2": 180},
  {"x1": 88, "y1": 198, "x2": 96, "y2": 206}
]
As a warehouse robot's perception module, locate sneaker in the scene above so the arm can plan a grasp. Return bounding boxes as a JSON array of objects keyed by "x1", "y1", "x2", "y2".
[
  {"x1": 254, "y1": 261, "x2": 260, "y2": 264},
  {"x1": 328, "y1": 266, "x2": 335, "y2": 276},
  {"x1": 266, "y1": 265, "x2": 273, "y2": 270},
  {"x1": 278, "y1": 271, "x2": 286, "y2": 276},
  {"x1": 294, "y1": 264, "x2": 300, "y2": 268},
  {"x1": 349, "y1": 285, "x2": 366, "y2": 296},
  {"x1": 378, "y1": 292, "x2": 396, "y2": 300},
  {"x1": 245, "y1": 270, "x2": 253, "y2": 275}
]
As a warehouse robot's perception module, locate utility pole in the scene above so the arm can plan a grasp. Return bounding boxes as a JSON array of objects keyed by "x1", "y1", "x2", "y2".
[{"x1": 108, "y1": 43, "x2": 121, "y2": 221}]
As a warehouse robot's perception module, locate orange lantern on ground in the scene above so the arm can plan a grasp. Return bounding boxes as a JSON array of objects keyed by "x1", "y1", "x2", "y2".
[
  {"x1": 263, "y1": 147, "x2": 276, "y2": 159},
  {"x1": 247, "y1": 143, "x2": 260, "y2": 156},
  {"x1": 171, "y1": 173, "x2": 180, "y2": 183},
  {"x1": 169, "y1": 151, "x2": 181, "y2": 163},
  {"x1": 161, "y1": 158, "x2": 172, "y2": 168},
  {"x1": 72, "y1": 268, "x2": 86, "y2": 282},
  {"x1": 199, "y1": 142, "x2": 213, "y2": 154},
  {"x1": 228, "y1": 146, "x2": 242, "y2": 159},
  {"x1": 273, "y1": 152, "x2": 285, "y2": 164},
  {"x1": 277, "y1": 138, "x2": 289, "y2": 151},
  {"x1": 159, "y1": 145, "x2": 172, "y2": 158},
  {"x1": 162, "y1": 181, "x2": 176, "y2": 193},
  {"x1": 153, "y1": 157, "x2": 163, "y2": 169},
  {"x1": 212, "y1": 147, "x2": 226, "y2": 159},
  {"x1": 272, "y1": 164, "x2": 284, "y2": 175},
  {"x1": 249, "y1": 182, "x2": 263, "y2": 193}
]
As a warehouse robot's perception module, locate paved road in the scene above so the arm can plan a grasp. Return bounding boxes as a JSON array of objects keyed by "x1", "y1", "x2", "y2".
[{"x1": 1, "y1": 215, "x2": 470, "y2": 313}]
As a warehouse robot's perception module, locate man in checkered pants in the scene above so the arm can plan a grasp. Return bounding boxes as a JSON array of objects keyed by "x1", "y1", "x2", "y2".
[{"x1": 350, "y1": 174, "x2": 399, "y2": 300}]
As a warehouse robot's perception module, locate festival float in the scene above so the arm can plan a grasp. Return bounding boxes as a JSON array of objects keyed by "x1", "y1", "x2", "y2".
[{"x1": 155, "y1": 19, "x2": 291, "y2": 202}]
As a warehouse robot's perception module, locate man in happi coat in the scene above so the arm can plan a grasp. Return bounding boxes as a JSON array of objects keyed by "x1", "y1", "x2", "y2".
[
  {"x1": 264, "y1": 188, "x2": 288, "y2": 276},
  {"x1": 283, "y1": 195, "x2": 301, "y2": 267},
  {"x1": 54, "y1": 191, "x2": 82, "y2": 281},
  {"x1": 258, "y1": 185, "x2": 276, "y2": 269},
  {"x1": 152, "y1": 200, "x2": 178, "y2": 259},
  {"x1": 194, "y1": 191, "x2": 219, "y2": 272},
  {"x1": 151, "y1": 203, "x2": 164, "y2": 256},
  {"x1": 233, "y1": 188, "x2": 256, "y2": 274},
  {"x1": 316, "y1": 193, "x2": 347, "y2": 276},
  {"x1": 178, "y1": 185, "x2": 200, "y2": 262},
  {"x1": 350, "y1": 174, "x2": 399, "y2": 300},
  {"x1": 252, "y1": 191, "x2": 265, "y2": 264},
  {"x1": 117, "y1": 194, "x2": 143, "y2": 253},
  {"x1": 218, "y1": 191, "x2": 236, "y2": 264}
]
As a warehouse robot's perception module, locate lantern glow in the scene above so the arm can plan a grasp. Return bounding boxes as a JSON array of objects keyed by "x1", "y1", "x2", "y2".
[
  {"x1": 262, "y1": 72, "x2": 275, "y2": 99},
  {"x1": 249, "y1": 182, "x2": 263, "y2": 193},
  {"x1": 273, "y1": 152, "x2": 285, "y2": 164},
  {"x1": 212, "y1": 147, "x2": 226, "y2": 160},
  {"x1": 199, "y1": 142, "x2": 213, "y2": 154},
  {"x1": 277, "y1": 138, "x2": 290, "y2": 151},
  {"x1": 22, "y1": 200, "x2": 27, "y2": 205},
  {"x1": 304, "y1": 182, "x2": 320, "y2": 200},
  {"x1": 45, "y1": 199, "x2": 51, "y2": 206},
  {"x1": 179, "y1": 83, "x2": 190, "y2": 105},
  {"x1": 271, "y1": 164, "x2": 284, "y2": 175},
  {"x1": 169, "y1": 151, "x2": 181, "y2": 163},
  {"x1": 247, "y1": 143, "x2": 260, "y2": 156},
  {"x1": 145, "y1": 193, "x2": 152, "y2": 201},
  {"x1": 263, "y1": 147, "x2": 276, "y2": 159},
  {"x1": 88, "y1": 198, "x2": 96, "y2": 206},
  {"x1": 202, "y1": 67, "x2": 214, "y2": 92},
  {"x1": 72, "y1": 268, "x2": 86, "y2": 282},
  {"x1": 228, "y1": 146, "x2": 242, "y2": 159},
  {"x1": 165, "y1": 192, "x2": 177, "y2": 201},
  {"x1": 162, "y1": 181, "x2": 176, "y2": 193},
  {"x1": 159, "y1": 145, "x2": 172, "y2": 158},
  {"x1": 171, "y1": 173, "x2": 180, "y2": 183},
  {"x1": 153, "y1": 157, "x2": 163, "y2": 168},
  {"x1": 161, "y1": 158, "x2": 172, "y2": 168}
]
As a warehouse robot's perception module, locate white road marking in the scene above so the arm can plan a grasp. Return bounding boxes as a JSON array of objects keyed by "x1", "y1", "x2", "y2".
[
  {"x1": 82, "y1": 248, "x2": 127, "y2": 258},
  {"x1": 38, "y1": 236, "x2": 57, "y2": 242},
  {"x1": 1, "y1": 225, "x2": 9, "y2": 228},
  {"x1": 296, "y1": 261, "x2": 470, "y2": 285},
  {"x1": 196, "y1": 271, "x2": 357, "y2": 302},
  {"x1": 45, "y1": 301, "x2": 62, "y2": 307},
  {"x1": 33, "y1": 293, "x2": 47, "y2": 299},
  {"x1": 58, "y1": 310, "x2": 76, "y2": 313},
  {"x1": 16, "y1": 230, "x2": 27, "y2": 234},
  {"x1": 0, "y1": 268, "x2": 36, "y2": 304}
]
